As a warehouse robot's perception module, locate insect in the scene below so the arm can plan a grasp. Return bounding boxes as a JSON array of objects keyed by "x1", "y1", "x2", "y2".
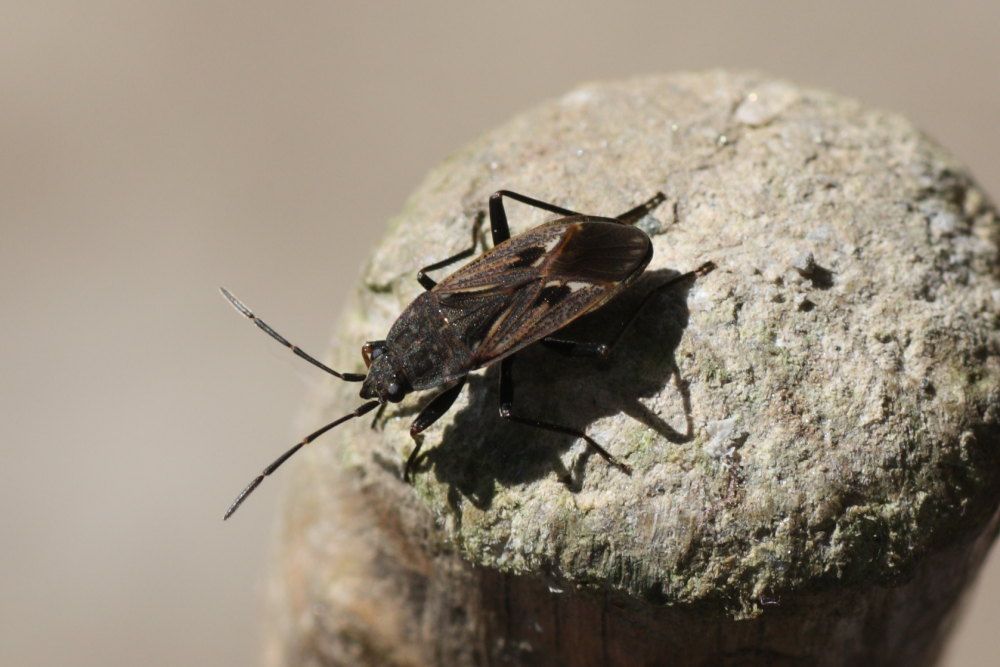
[{"x1": 221, "y1": 190, "x2": 715, "y2": 519}]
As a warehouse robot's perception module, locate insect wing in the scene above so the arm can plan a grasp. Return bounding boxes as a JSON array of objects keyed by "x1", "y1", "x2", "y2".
[{"x1": 433, "y1": 218, "x2": 652, "y2": 366}]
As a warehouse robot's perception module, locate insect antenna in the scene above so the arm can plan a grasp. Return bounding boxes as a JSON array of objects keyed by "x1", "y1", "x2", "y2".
[
  {"x1": 224, "y1": 399, "x2": 381, "y2": 520},
  {"x1": 220, "y1": 287, "x2": 366, "y2": 382}
]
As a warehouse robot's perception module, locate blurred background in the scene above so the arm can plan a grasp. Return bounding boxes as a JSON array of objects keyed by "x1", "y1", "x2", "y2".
[{"x1": 2, "y1": 2, "x2": 997, "y2": 665}]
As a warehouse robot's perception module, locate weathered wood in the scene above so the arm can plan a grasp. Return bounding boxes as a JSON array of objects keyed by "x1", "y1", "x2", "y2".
[{"x1": 263, "y1": 71, "x2": 1000, "y2": 666}]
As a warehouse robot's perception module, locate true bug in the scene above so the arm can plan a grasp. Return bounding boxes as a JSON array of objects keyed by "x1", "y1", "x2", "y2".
[{"x1": 221, "y1": 190, "x2": 714, "y2": 519}]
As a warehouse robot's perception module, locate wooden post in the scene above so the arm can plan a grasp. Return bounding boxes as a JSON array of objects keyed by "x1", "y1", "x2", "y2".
[{"x1": 262, "y1": 71, "x2": 1000, "y2": 666}]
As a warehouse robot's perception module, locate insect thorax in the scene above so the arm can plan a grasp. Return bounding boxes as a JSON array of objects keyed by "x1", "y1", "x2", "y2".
[{"x1": 384, "y1": 291, "x2": 476, "y2": 391}]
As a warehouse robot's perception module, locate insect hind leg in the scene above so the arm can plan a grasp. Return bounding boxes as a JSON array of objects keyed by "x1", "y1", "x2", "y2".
[
  {"x1": 498, "y1": 356, "x2": 632, "y2": 474},
  {"x1": 541, "y1": 261, "x2": 716, "y2": 359},
  {"x1": 615, "y1": 191, "x2": 667, "y2": 225}
]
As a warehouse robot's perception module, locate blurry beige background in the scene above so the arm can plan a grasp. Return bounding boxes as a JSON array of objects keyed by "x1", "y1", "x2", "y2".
[{"x1": 2, "y1": 2, "x2": 997, "y2": 665}]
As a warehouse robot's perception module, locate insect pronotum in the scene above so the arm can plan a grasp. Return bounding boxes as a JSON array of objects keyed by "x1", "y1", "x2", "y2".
[{"x1": 221, "y1": 190, "x2": 714, "y2": 519}]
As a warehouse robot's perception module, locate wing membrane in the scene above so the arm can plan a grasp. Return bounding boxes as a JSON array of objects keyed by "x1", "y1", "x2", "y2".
[{"x1": 433, "y1": 218, "x2": 651, "y2": 366}]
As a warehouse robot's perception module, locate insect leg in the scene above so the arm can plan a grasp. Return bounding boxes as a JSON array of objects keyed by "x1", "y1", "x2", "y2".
[
  {"x1": 220, "y1": 287, "x2": 366, "y2": 382},
  {"x1": 369, "y1": 401, "x2": 388, "y2": 430},
  {"x1": 614, "y1": 192, "x2": 667, "y2": 225},
  {"x1": 488, "y1": 190, "x2": 582, "y2": 244},
  {"x1": 417, "y1": 211, "x2": 487, "y2": 290},
  {"x1": 404, "y1": 377, "x2": 468, "y2": 481},
  {"x1": 541, "y1": 261, "x2": 716, "y2": 358},
  {"x1": 498, "y1": 356, "x2": 632, "y2": 474}
]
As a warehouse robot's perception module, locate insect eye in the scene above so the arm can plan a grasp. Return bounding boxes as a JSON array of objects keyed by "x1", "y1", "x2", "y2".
[
  {"x1": 385, "y1": 373, "x2": 411, "y2": 402},
  {"x1": 386, "y1": 381, "x2": 404, "y2": 402},
  {"x1": 371, "y1": 347, "x2": 383, "y2": 361}
]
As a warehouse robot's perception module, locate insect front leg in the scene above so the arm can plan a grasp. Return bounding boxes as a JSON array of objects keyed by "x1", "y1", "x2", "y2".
[
  {"x1": 404, "y1": 377, "x2": 467, "y2": 481},
  {"x1": 497, "y1": 356, "x2": 632, "y2": 474},
  {"x1": 417, "y1": 211, "x2": 487, "y2": 290},
  {"x1": 369, "y1": 402, "x2": 388, "y2": 431},
  {"x1": 541, "y1": 261, "x2": 717, "y2": 359},
  {"x1": 488, "y1": 190, "x2": 582, "y2": 244}
]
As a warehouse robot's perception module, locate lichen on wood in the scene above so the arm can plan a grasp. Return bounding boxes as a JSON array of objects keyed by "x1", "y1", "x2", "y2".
[{"x1": 265, "y1": 71, "x2": 1000, "y2": 666}]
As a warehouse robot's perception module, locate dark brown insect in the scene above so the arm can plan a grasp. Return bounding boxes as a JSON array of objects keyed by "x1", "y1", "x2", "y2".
[{"x1": 221, "y1": 190, "x2": 714, "y2": 519}]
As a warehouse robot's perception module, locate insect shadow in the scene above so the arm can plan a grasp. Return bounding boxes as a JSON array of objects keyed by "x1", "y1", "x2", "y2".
[{"x1": 414, "y1": 267, "x2": 702, "y2": 512}]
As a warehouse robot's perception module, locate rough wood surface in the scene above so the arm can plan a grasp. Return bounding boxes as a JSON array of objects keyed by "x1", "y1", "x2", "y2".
[{"x1": 263, "y1": 71, "x2": 1000, "y2": 666}]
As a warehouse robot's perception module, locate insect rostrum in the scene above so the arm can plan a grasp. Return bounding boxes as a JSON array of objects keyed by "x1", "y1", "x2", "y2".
[{"x1": 221, "y1": 190, "x2": 715, "y2": 519}]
